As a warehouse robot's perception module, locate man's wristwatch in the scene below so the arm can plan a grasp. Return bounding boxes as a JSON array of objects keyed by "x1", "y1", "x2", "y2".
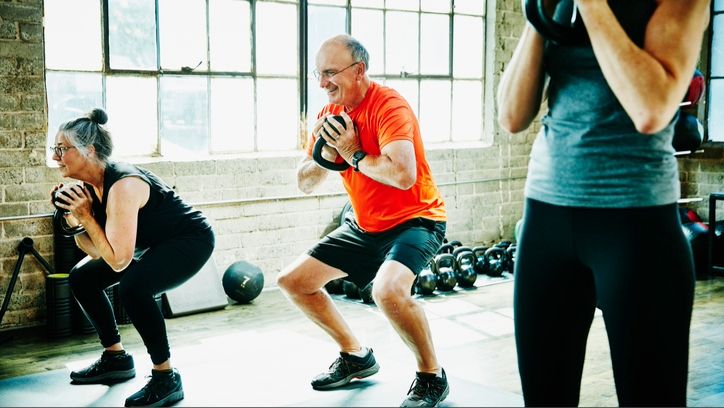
[{"x1": 351, "y1": 151, "x2": 367, "y2": 172}]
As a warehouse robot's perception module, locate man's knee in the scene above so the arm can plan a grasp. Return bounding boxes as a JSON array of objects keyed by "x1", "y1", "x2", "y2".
[
  {"x1": 371, "y1": 277, "x2": 413, "y2": 308},
  {"x1": 276, "y1": 267, "x2": 300, "y2": 293},
  {"x1": 278, "y1": 254, "x2": 345, "y2": 296}
]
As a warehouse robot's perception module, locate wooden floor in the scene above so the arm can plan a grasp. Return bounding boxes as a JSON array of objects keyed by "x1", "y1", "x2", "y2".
[{"x1": 0, "y1": 275, "x2": 722, "y2": 407}]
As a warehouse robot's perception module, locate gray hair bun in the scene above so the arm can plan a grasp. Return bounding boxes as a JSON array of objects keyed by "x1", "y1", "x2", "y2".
[{"x1": 88, "y1": 108, "x2": 108, "y2": 125}]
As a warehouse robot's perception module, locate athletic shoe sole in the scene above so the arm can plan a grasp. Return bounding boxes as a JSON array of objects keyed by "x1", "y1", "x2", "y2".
[
  {"x1": 312, "y1": 362, "x2": 380, "y2": 390},
  {"x1": 70, "y1": 368, "x2": 136, "y2": 384}
]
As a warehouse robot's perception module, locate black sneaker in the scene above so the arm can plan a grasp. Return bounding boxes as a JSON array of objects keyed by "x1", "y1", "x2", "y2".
[
  {"x1": 70, "y1": 351, "x2": 136, "y2": 384},
  {"x1": 311, "y1": 348, "x2": 380, "y2": 390},
  {"x1": 125, "y1": 368, "x2": 184, "y2": 407},
  {"x1": 400, "y1": 368, "x2": 450, "y2": 407}
]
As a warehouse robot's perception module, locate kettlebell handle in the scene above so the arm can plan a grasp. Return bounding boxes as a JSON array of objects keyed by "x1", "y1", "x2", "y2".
[{"x1": 312, "y1": 115, "x2": 351, "y2": 172}]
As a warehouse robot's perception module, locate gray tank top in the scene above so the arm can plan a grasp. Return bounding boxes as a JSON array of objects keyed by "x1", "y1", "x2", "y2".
[{"x1": 525, "y1": 1, "x2": 680, "y2": 208}]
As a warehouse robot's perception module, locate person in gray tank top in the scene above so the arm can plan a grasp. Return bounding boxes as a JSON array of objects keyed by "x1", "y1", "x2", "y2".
[
  {"x1": 497, "y1": 0, "x2": 710, "y2": 406},
  {"x1": 50, "y1": 108, "x2": 215, "y2": 407}
]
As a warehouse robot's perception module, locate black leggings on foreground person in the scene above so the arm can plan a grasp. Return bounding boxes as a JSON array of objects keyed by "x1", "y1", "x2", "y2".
[{"x1": 514, "y1": 198, "x2": 694, "y2": 406}]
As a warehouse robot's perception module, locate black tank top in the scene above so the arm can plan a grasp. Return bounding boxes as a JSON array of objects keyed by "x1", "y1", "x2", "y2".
[{"x1": 87, "y1": 162, "x2": 212, "y2": 250}]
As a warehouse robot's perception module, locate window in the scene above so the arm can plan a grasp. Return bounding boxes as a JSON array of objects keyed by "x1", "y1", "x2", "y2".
[
  {"x1": 307, "y1": 0, "x2": 487, "y2": 145},
  {"x1": 708, "y1": 0, "x2": 724, "y2": 142},
  {"x1": 45, "y1": 0, "x2": 488, "y2": 163}
]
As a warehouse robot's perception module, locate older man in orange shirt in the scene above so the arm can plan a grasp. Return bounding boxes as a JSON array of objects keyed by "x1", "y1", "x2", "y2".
[{"x1": 277, "y1": 34, "x2": 448, "y2": 407}]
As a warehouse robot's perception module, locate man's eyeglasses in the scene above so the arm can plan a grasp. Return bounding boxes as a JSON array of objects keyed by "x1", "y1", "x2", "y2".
[
  {"x1": 49, "y1": 145, "x2": 76, "y2": 159},
  {"x1": 312, "y1": 61, "x2": 360, "y2": 81}
]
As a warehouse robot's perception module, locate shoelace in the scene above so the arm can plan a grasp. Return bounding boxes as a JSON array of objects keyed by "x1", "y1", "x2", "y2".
[{"x1": 327, "y1": 357, "x2": 348, "y2": 374}]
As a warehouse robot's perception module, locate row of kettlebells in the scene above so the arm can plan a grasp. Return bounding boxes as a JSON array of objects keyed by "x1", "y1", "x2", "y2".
[{"x1": 413, "y1": 240, "x2": 517, "y2": 296}]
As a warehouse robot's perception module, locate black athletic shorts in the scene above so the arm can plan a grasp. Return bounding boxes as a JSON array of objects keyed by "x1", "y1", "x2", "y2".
[{"x1": 308, "y1": 217, "x2": 446, "y2": 288}]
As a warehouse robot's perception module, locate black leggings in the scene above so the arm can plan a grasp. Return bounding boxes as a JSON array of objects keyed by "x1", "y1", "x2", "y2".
[
  {"x1": 69, "y1": 229, "x2": 214, "y2": 365},
  {"x1": 514, "y1": 198, "x2": 694, "y2": 407}
]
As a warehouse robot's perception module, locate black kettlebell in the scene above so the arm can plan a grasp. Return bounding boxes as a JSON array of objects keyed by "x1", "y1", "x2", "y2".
[
  {"x1": 437, "y1": 243, "x2": 455, "y2": 255},
  {"x1": 312, "y1": 115, "x2": 350, "y2": 171},
  {"x1": 453, "y1": 247, "x2": 478, "y2": 288},
  {"x1": 484, "y1": 246, "x2": 507, "y2": 277},
  {"x1": 343, "y1": 280, "x2": 361, "y2": 299},
  {"x1": 415, "y1": 263, "x2": 438, "y2": 296},
  {"x1": 360, "y1": 281, "x2": 375, "y2": 305},
  {"x1": 523, "y1": 0, "x2": 589, "y2": 46},
  {"x1": 325, "y1": 278, "x2": 345, "y2": 295},
  {"x1": 434, "y1": 253, "x2": 457, "y2": 292},
  {"x1": 52, "y1": 189, "x2": 86, "y2": 237},
  {"x1": 471, "y1": 246, "x2": 490, "y2": 275}
]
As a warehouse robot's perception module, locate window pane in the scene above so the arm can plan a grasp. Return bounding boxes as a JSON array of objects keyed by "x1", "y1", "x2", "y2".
[
  {"x1": 308, "y1": 5, "x2": 347, "y2": 74},
  {"x1": 308, "y1": 78, "x2": 331, "y2": 136},
  {"x1": 386, "y1": 0, "x2": 418, "y2": 11},
  {"x1": 454, "y1": 0, "x2": 485, "y2": 15},
  {"x1": 257, "y1": 79, "x2": 299, "y2": 151},
  {"x1": 45, "y1": 72, "x2": 103, "y2": 164},
  {"x1": 452, "y1": 80, "x2": 482, "y2": 142},
  {"x1": 385, "y1": 79, "x2": 419, "y2": 117},
  {"x1": 352, "y1": 9, "x2": 384, "y2": 76},
  {"x1": 715, "y1": 0, "x2": 724, "y2": 11},
  {"x1": 386, "y1": 12, "x2": 419, "y2": 75},
  {"x1": 419, "y1": 80, "x2": 451, "y2": 143},
  {"x1": 106, "y1": 76, "x2": 158, "y2": 157},
  {"x1": 708, "y1": 79, "x2": 724, "y2": 142},
  {"x1": 159, "y1": 76, "x2": 209, "y2": 157},
  {"x1": 44, "y1": 0, "x2": 102, "y2": 70},
  {"x1": 210, "y1": 0, "x2": 252, "y2": 72},
  {"x1": 421, "y1": 0, "x2": 450, "y2": 13},
  {"x1": 420, "y1": 14, "x2": 449, "y2": 75},
  {"x1": 159, "y1": 0, "x2": 207, "y2": 71},
  {"x1": 453, "y1": 15, "x2": 483, "y2": 78},
  {"x1": 712, "y1": 14, "x2": 724, "y2": 77},
  {"x1": 257, "y1": 2, "x2": 298, "y2": 75},
  {"x1": 352, "y1": 0, "x2": 384, "y2": 8},
  {"x1": 210, "y1": 77, "x2": 255, "y2": 152},
  {"x1": 109, "y1": 0, "x2": 157, "y2": 70}
]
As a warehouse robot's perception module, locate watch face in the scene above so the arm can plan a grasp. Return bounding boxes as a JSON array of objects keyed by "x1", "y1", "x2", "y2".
[{"x1": 353, "y1": 151, "x2": 366, "y2": 161}]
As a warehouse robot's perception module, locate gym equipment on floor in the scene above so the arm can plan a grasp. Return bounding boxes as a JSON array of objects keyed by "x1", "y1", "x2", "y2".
[
  {"x1": 414, "y1": 264, "x2": 438, "y2": 296},
  {"x1": 221, "y1": 260, "x2": 265, "y2": 304},
  {"x1": 434, "y1": 253, "x2": 457, "y2": 291},
  {"x1": 360, "y1": 282, "x2": 375, "y2": 305},
  {"x1": 325, "y1": 278, "x2": 345, "y2": 295},
  {"x1": 453, "y1": 247, "x2": 478, "y2": 288},
  {"x1": 343, "y1": 280, "x2": 361, "y2": 299},
  {"x1": 484, "y1": 247, "x2": 507, "y2": 277},
  {"x1": 472, "y1": 246, "x2": 490, "y2": 275}
]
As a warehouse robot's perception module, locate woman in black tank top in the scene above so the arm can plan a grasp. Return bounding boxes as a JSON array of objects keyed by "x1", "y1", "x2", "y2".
[
  {"x1": 50, "y1": 108, "x2": 215, "y2": 407},
  {"x1": 497, "y1": 1, "x2": 710, "y2": 406}
]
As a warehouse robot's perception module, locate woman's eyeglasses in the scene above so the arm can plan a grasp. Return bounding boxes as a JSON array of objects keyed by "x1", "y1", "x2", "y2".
[{"x1": 49, "y1": 145, "x2": 76, "y2": 159}]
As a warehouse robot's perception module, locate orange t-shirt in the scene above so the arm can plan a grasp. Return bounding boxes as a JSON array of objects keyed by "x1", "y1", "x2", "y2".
[{"x1": 305, "y1": 81, "x2": 447, "y2": 233}]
